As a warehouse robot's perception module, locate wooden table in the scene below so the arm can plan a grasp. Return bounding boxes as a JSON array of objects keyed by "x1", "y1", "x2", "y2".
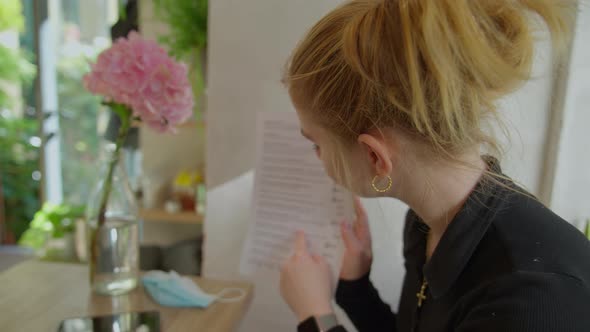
[{"x1": 0, "y1": 260, "x2": 253, "y2": 332}]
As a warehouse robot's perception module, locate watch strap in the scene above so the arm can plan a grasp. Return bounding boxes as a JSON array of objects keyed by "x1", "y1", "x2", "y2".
[
  {"x1": 298, "y1": 314, "x2": 339, "y2": 332},
  {"x1": 315, "y1": 313, "x2": 339, "y2": 331}
]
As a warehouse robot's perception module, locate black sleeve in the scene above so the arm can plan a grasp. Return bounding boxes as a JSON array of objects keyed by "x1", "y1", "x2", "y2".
[
  {"x1": 334, "y1": 273, "x2": 397, "y2": 332},
  {"x1": 456, "y1": 271, "x2": 590, "y2": 332}
]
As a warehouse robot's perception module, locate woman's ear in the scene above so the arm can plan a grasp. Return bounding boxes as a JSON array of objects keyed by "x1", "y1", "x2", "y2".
[{"x1": 357, "y1": 132, "x2": 394, "y2": 176}]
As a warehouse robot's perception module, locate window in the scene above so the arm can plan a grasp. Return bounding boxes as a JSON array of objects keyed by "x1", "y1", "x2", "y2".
[{"x1": 0, "y1": 0, "x2": 119, "y2": 242}]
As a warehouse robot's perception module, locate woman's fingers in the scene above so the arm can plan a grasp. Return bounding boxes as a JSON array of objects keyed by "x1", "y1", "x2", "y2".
[
  {"x1": 311, "y1": 253, "x2": 326, "y2": 264},
  {"x1": 293, "y1": 230, "x2": 308, "y2": 254},
  {"x1": 352, "y1": 197, "x2": 371, "y2": 240}
]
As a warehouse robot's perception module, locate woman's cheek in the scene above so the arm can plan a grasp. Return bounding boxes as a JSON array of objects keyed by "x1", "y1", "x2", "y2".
[{"x1": 319, "y1": 157, "x2": 354, "y2": 192}]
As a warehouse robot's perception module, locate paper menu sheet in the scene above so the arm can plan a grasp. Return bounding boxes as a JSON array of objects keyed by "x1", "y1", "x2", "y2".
[{"x1": 240, "y1": 111, "x2": 353, "y2": 276}]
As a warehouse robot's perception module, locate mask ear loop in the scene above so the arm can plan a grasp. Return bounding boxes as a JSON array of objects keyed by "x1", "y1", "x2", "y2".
[{"x1": 214, "y1": 288, "x2": 248, "y2": 303}]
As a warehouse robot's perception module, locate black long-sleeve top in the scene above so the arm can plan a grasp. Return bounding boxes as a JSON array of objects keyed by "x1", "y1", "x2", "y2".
[{"x1": 298, "y1": 158, "x2": 590, "y2": 332}]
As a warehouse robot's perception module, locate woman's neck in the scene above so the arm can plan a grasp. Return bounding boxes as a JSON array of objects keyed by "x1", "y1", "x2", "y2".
[{"x1": 397, "y1": 153, "x2": 486, "y2": 257}]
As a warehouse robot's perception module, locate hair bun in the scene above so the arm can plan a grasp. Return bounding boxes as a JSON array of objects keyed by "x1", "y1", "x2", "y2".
[{"x1": 286, "y1": 0, "x2": 576, "y2": 160}]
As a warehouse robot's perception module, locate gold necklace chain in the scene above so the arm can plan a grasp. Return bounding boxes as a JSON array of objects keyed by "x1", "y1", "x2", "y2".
[{"x1": 418, "y1": 230, "x2": 430, "y2": 309}]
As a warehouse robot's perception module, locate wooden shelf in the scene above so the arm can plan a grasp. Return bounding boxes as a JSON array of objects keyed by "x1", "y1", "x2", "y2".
[
  {"x1": 133, "y1": 119, "x2": 205, "y2": 129},
  {"x1": 178, "y1": 119, "x2": 205, "y2": 128},
  {"x1": 139, "y1": 208, "x2": 204, "y2": 224}
]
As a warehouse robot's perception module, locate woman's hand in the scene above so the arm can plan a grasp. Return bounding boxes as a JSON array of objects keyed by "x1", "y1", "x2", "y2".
[
  {"x1": 340, "y1": 197, "x2": 373, "y2": 280},
  {"x1": 280, "y1": 231, "x2": 334, "y2": 321}
]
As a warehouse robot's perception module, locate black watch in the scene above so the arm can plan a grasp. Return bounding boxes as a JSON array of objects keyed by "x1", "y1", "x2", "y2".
[{"x1": 298, "y1": 314, "x2": 339, "y2": 332}]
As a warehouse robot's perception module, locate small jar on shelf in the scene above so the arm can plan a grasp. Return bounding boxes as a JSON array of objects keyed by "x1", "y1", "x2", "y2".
[{"x1": 171, "y1": 169, "x2": 203, "y2": 213}]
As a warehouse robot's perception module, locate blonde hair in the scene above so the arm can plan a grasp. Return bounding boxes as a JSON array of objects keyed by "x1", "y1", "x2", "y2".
[{"x1": 284, "y1": 0, "x2": 575, "y2": 164}]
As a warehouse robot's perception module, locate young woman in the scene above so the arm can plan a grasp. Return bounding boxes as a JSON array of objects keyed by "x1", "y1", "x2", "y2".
[{"x1": 279, "y1": 1, "x2": 590, "y2": 331}]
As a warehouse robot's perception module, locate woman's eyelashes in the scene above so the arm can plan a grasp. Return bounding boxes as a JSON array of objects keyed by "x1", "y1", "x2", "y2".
[{"x1": 313, "y1": 144, "x2": 320, "y2": 155}]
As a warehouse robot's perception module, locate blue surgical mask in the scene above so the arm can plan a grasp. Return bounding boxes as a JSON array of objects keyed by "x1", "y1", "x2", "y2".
[{"x1": 142, "y1": 271, "x2": 246, "y2": 308}]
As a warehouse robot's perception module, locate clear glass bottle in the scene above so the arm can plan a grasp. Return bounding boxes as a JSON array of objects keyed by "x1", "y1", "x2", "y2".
[{"x1": 86, "y1": 145, "x2": 139, "y2": 295}]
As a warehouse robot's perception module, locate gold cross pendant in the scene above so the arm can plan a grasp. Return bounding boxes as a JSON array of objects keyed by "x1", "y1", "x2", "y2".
[{"x1": 416, "y1": 279, "x2": 428, "y2": 308}]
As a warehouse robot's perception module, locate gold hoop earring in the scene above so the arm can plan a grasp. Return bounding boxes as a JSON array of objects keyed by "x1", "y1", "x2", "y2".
[{"x1": 372, "y1": 175, "x2": 392, "y2": 193}]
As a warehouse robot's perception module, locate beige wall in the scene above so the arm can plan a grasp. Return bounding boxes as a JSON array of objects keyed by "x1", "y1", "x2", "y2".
[
  {"x1": 552, "y1": 5, "x2": 590, "y2": 225},
  {"x1": 206, "y1": 0, "x2": 345, "y2": 188}
]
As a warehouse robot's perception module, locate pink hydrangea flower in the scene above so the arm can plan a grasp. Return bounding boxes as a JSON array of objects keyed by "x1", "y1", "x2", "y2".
[{"x1": 83, "y1": 31, "x2": 193, "y2": 132}]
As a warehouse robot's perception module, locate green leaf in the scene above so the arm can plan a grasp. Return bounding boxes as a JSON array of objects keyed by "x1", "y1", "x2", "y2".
[
  {"x1": 118, "y1": 1, "x2": 127, "y2": 21},
  {"x1": 110, "y1": 103, "x2": 132, "y2": 120},
  {"x1": 18, "y1": 228, "x2": 49, "y2": 250},
  {"x1": 152, "y1": 0, "x2": 208, "y2": 57},
  {"x1": 0, "y1": 45, "x2": 36, "y2": 108},
  {"x1": 20, "y1": 202, "x2": 84, "y2": 239},
  {"x1": 0, "y1": 113, "x2": 41, "y2": 240},
  {"x1": 0, "y1": 0, "x2": 24, "y2": 31}
]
